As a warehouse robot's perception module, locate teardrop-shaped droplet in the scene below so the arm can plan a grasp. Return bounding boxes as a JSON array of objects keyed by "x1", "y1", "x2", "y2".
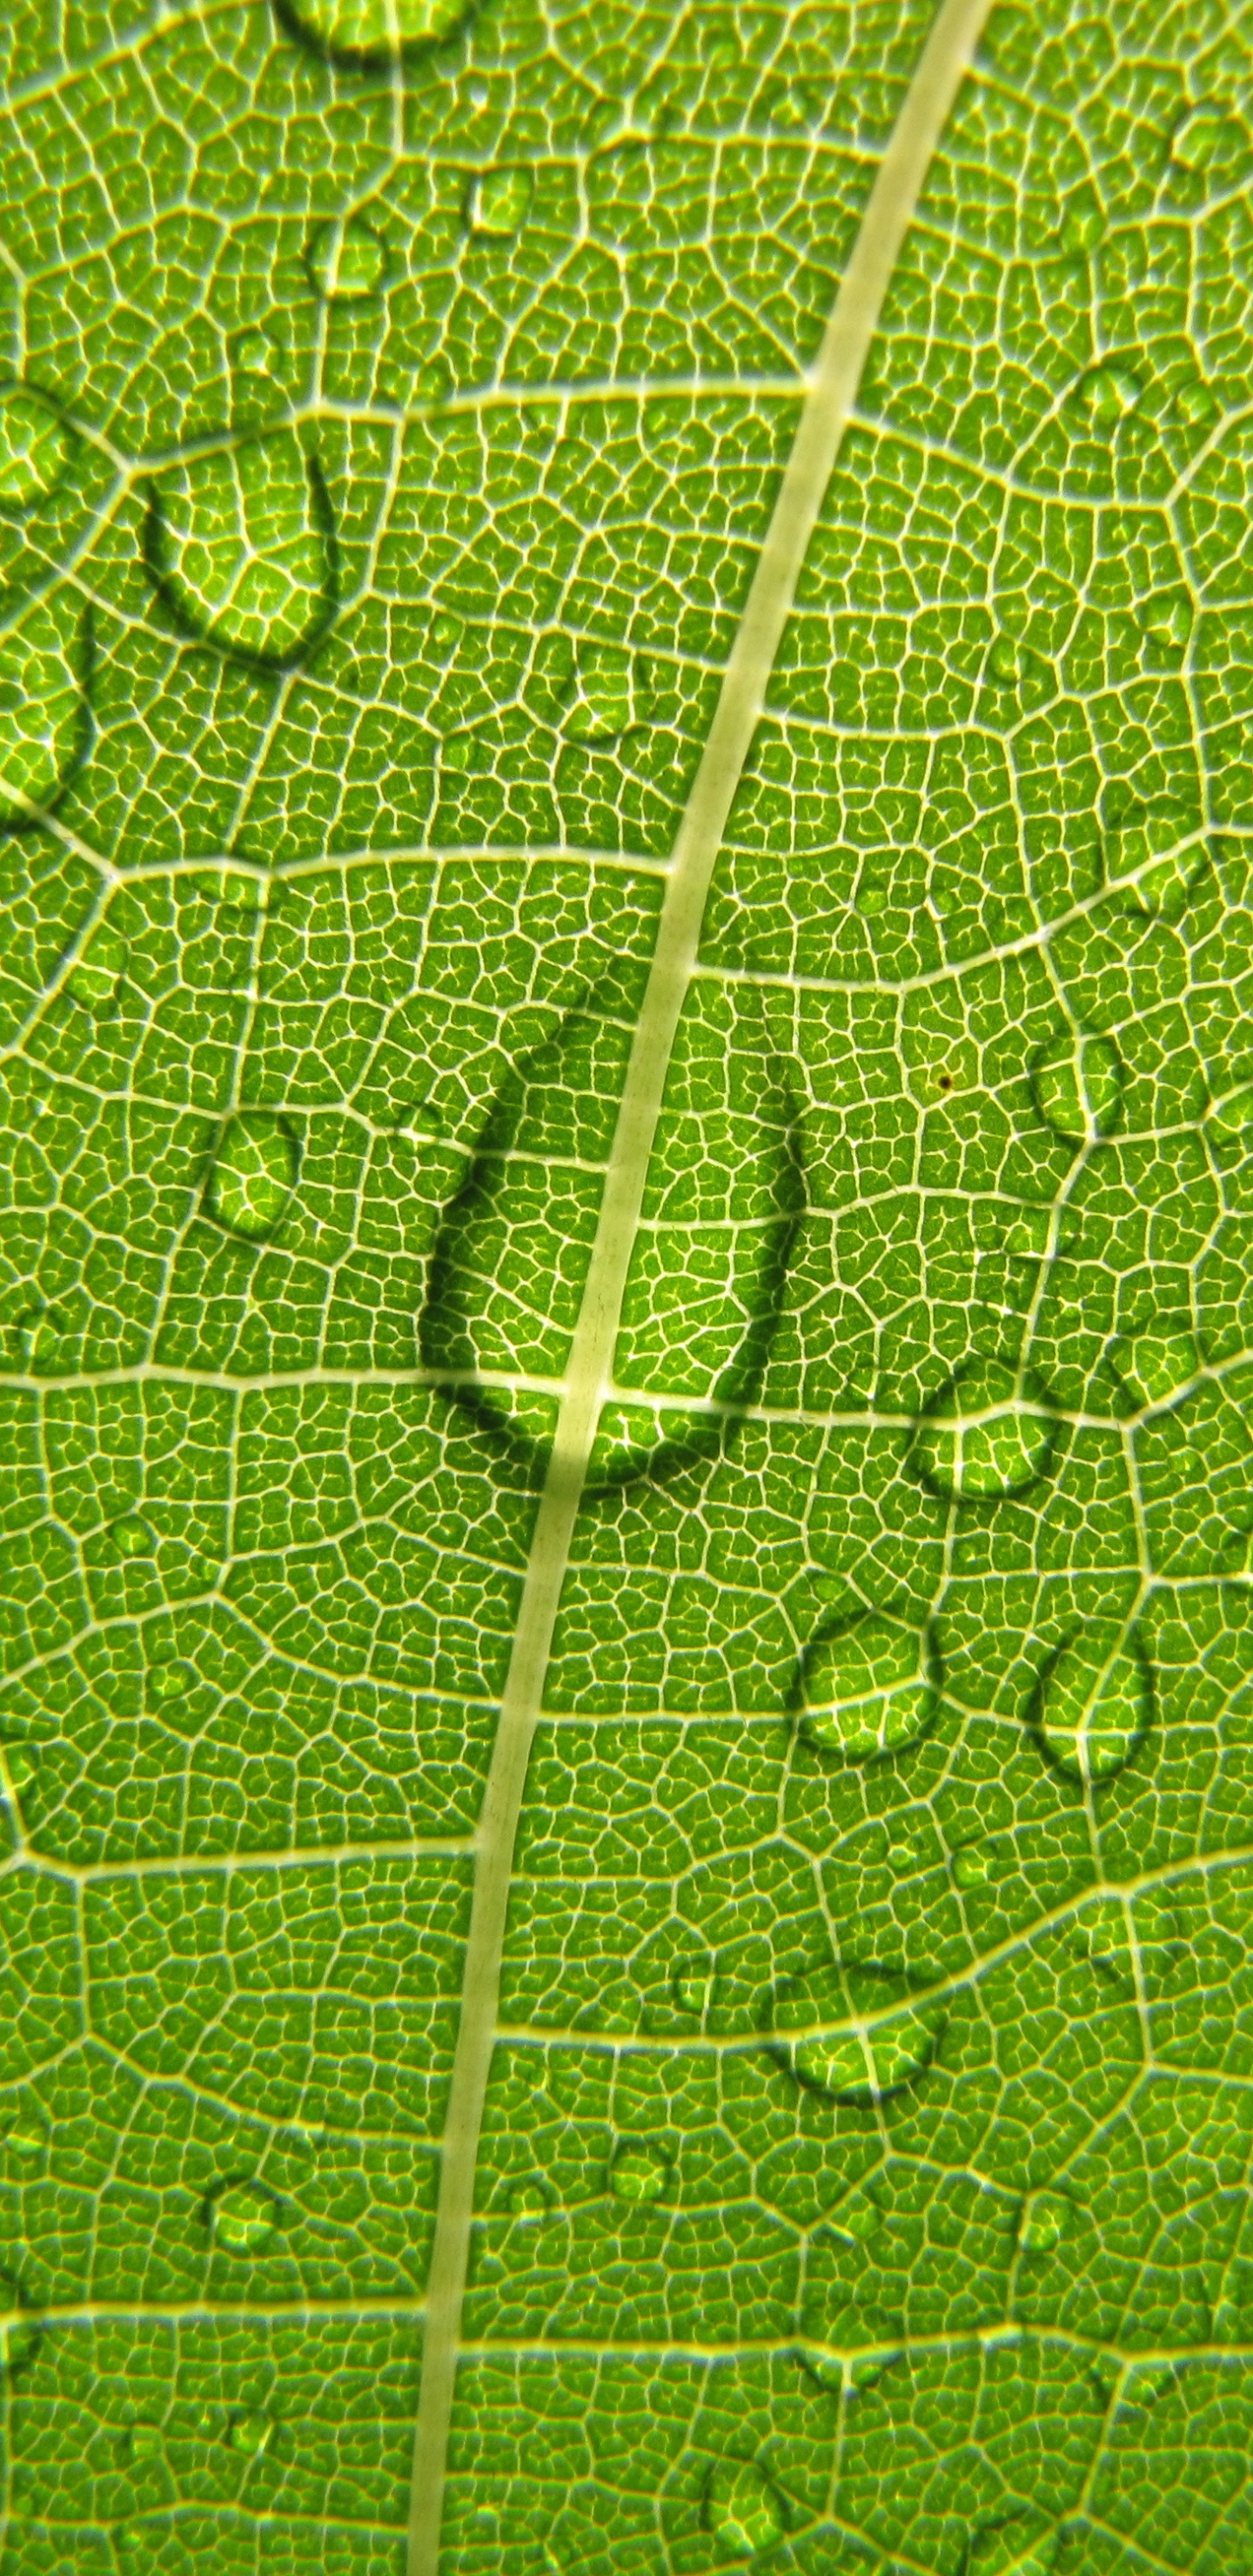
[
  {"x1": 211, "y1": 2180, "x2": 279, "y2": 2255},
  {"x1": 1033, "y1": 1632, "x2": 1150, "y2": 1787},
  {"x1": 206, "y1": 1112, "x2": 299, "y2": 1242},
  {"x1": 562, "y1": 641, "x2": 645, "y2": 743},
  {"x1": 306, "y1": 215, "x2": 387, "y2": 300},
  {"x1": 1206, "y1": 1085, "x2": 1253, "y2": 1144},
  {"x1": 108, "y1": 1513, "x2": 155, "y2": 1560},
  {"x1": 1031, "y1": 1030, "x2": 1123, "y2": 1143},
  {"x1": 145, "y1": 1659, "x2": 196, "y2": 1707},
  {"x1": 1109, "y1": 1328, "x2": 1198, "y2": 1411},
  {"x1": 911, "y1": 1358, "x2": 1055, "y2": 1501},
  {"x1": 0, "y1": 386, "x2": 73, "y2": 513},
  {"x1": 1072, "y1": 365, "x2": 1142, "y2": 428},
  {"x1": 705, "y1": 2459, "x2": 786, "y2": 2560},
  {"x1": 0, "y1": 587, "x2": 90, "y2": 822},
  {"x1": 1017, "y1": 2190, "x2": 1072, "y2": 2255},
  {"x1": 274, "y1": 0, "x2": 472, "y2": 67},
  {"x1": 797, "y1": 1613, "x2": 937, "y2": 1761},
  {"x1": 226, "y1": 2409, "x2": 273, "y2": 2457},
  {"x1": 466, "y1": 165, "x2": 533, "y2": 238},
  {"x1": 770, "y1": 1961, "x2": 942, "y2": 2107},
  {"x1": 146, "y1": 433, "x2": 338, "y2": 668},
  {"x1": 610, "y1": 2142, "x2": 671, "y2": 2205}
]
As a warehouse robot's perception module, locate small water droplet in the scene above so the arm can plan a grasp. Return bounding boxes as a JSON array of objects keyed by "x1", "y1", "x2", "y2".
[
  {"x1": 145, "y1": 1659, "x2": 196, "y2": 1707},
  {"x1": 561, "y1": 640, "x2": 645, "y2": 742},
  {"x1": 507, "y1": 2178, "x2": 550, "y2": 2217},
  {"x1": 0, "y1": 587, "x2": 90, "y2": 822},
  {"x1": 1072, "y1": 365, "x2": 1142, "y2": 428},
  {"x1": 124, "y1": 2425, "x2": 163, "y2": 2463},
  {"x1": 1109, "y1": 1328, "x2": 1198, "y2": 1411},
  {"x1": 952, "y1": 1844, "x2": 994, "y2": 1891},
  {"x1": 1033, "y1": 1632, "x2": 1150, "y2": 1787},
  {"x1": 206, "y1": 1112, "x2": 299, "y2": 1242},
  {"x1": 673, "y1": 1957, "x2": 718, "y2": 2021},
  {"x1": 0, "y1": 2277, "x2": 38, "y2": 2378},
  {"x1": 797, "y1": 1612, "x2": 937, "y2": 1761},
  {"x1": 210, "y1": 2180, "x2": 280, "y2": 2255},
  {"x1": 1060, "y1": 187, "x2": 1102, "y2": 252},
  {"x1": 1208, "y1": 1083, "x2": 1253, "y2": 1143},
  {"x1": 146, "y1": 433, "x2": 338, "y2": 669},
  {"x1": 274, "y1": 0, "x2": 473, "y2": 66},
  {"x1": 465, "y1": 165, "x2": 533, "y2": 238},
  {"x1": 108, "y1": 1513, "x2": 155, "y2": 1560},
  {"x1": 771, "y1": 1962, "x2": 941, "y2": 2107},
  {"x1": 226, "y1": 2408, "x2": 273, "y2": 2457},
  {"x1": 0, "y1": 386, "x2": 73, "y2": 513},
  {"x1": 610, "y1": 2142, "x2": 671, "y2": 2205},
  {"x1": 1031, "y1": 1030, "x2": 1123, "y2": 1143},
  {"x1": 705, "y1": 2459, "x2": 786, "y2": 2559},
  {"x1": 1126, "y1": 2360, "x2": 1175, "y2": 2405},
  {"x1": 1136, "y1": 591, "x2": 1194, "y2": 655},
  {"x1": 1017, "y1": 2190, "x2": 1072, "y2": 2254},
  {"x1": 306, "y1": 215, "x2": 387, "y2": 300},
  {"x1": 911, "y1": 1358, "x2": 1055, "y2": 1501}
]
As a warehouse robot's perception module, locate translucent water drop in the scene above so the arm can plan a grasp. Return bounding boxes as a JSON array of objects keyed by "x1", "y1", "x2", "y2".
[
  {"x1": 124, "y1": 2425, "x2": 163, "y2": 2463},
  {"x1": 705, "y1": 2459, "x2": 786, "y2": 2559},
  {"x1": 306, "y1": 215, "x2": 387, "y2": 300},
  {"x1": 771, "y1": 1962, "x2": 941, "y2": 2107},
  {"x1": 0, "y1": 387, "x2": 73, "y2": 513},
  {"x1": 797, "y1": 1613, "x2": 937, "y2": 1761},
  {"x1": 1031, "y1": 1030, "x2": 1123, "y2": 1142},
  {"x1": 673, "y1": 1957, "x2": 718, "y2": 2021},
  {"x1": 562, "y1": 641, "x2": 642, "y2": 743},
  {"x1": 0, "y1": 2277, "x2": 38, "y2": 2378},
  {"x1": 466, "y1": 165, "x2": 533, "y2": 238},
  {"x1": 1017, "y1": 2191, "x2": 1071, "y2": 2254},
  {"x1": 1208, "y1": 1084, "x2": 1253, "y2": 1143},
  {"x1": 274, "y1": 0, "x2": 473, "y2": 66},
  {"x1": 1109, "y1": 1328, "x2": 1198, "y2": 1411},
  {"x1": 146, "y1": 432, "x2": 337, "y2": 668},
  {"x1": 211, "y1": 2181, "x2": 279, "y2": 2255},
  {"x1": 206, "y1": 1112, "x2": 299, "y2": 1242},
  {"x1": 1072, "y1": 366, "x2": 1142, "y2": 428},
  {"x1": 911, "y1": 1358, "x2": 1055, "y2": 1501},
  {"x1": 952, "y1": 1844, "x2": 994, "y2": 1891},
  {"x1": 610, "y1": 2142, "x2": 671, "y2": 2205},
  {"x1": 227, "y1": 2409, "x2": 273, "y2": 2457},
  {"x1": 1033, "y1": 1633, "x2": 1150, "y2": 1787},
  {"x1": 145, "y1": 1660, "x2": 195, "y2": 1707},
  {"x1": 1136, "y1": 591, "x2": 1193, "y2": 655},
  {"x1": 108, "y1": 1513, "x2": 155, "y2": 1560},
  {"x1": 0, "y1": 587, "x2": 90, "y2": 822}
]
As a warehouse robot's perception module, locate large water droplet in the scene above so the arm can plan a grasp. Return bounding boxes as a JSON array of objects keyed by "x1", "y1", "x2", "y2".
[
  {"x1": 466, "y1": 166, "x2": 533, "y2": 238},
  {"x1": 1072, "y1": 365, "x2": 1142, "y2": 428},
  {"x1": 1033, "y1": 1632, "x2": 1150, "y2": 1787},
  {"x1": 911, "y1": 1358, "x2": 1055, "y2": 1501},
  {"x1": 274, "y1": 0, "x2": 472, "y2": 67},
  {"x1": 1031, "y1": 1030, "x2": 1123, "y2": 1144},
  {"x1": 146, "y1": 433, "x2": 338, "y2": 668},
  {"x1": 797, "y1": 1612, "x2": 937, "y2": 1761},
  {"x1": 206, "y1": 1112, "x2": 299, "y2": 1242},
  {"x1": 1017, "y1": 2190, "x2": 1072, "y2": 2254},
  {"x1": 561, "y1": 641, "x2": 645, "y2": 743},
  {"x1": 770, "y1": 1962, "x2": 942, "y2": 2107},
  {"x1": 705, "y1": 2460, "x2": 786, "y2": 2560},
  {"x1": 0, "y1": 386, "x2": 73, "y2": 513},
  {"x1": 210, "y1": 2180, "x2": 279, "y2": 2255},
  {"x1": 306, "y1": 215, "x2": 387, "y2": 300},
  {"x1": 0, "y1": 587, "x2": 90, "y2": 822},
  {"x1": 1109, "y1": 1328, "x2": 1198, "y2": 1411},
  {"x1": 610, "y1": 2142, "x2": 671, "y2": 2206}
]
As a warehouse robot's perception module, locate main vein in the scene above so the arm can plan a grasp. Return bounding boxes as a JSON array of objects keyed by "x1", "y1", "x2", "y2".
[{"x1": 405, "y1": 1, "x2": 995, "y2": 2564}]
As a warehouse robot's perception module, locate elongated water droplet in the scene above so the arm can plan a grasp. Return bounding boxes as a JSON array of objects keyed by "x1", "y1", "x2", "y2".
[
  {"x1": 466, "y1": 165, "x2": 533, "y2": 238},
  {"x1": 1109, "y1": 1328, "x2": 1198, "y2": 1411},
  {"x1": 306, "y1": 215, "x2": 387, "y2": 300},
  {"x1": 1031, "y1": 1030, "x2": 1123, "y2": 1143},
  {"x1": 227, "y1": 2409, "x2": 273, "y2": 2457},
  {"x1": 1072, "y1": 365, "x2": 1142, "y2": 428},
  {"x1": 770, "y1": 1962, "x2": 942, "y2": 2107},
  {"x1": 1207, "y1": 1083, "x2": 1253, "y2": 1143},
  {"x1": 912, "y1": 1358, "x2": 1055, "y2": 1501},
  {"x1": 561, "y1": 641, "x2": 646, "y2": 743},
  {"x1": 210, "y1": 2180, "x2": 279, "y2": 2255},
  {"x1": 274, "y1": 0, "x2": 472, "y2": 66},
  {"x1": 705, "y1": 2460, "x2": 785, "y2": 2559},
  {"x1": 797, "y1": 1613, "x2": 937, "y2": 1761},
  {"x1": 0, "y1": 387, "x2": 73, "y2": 513},
  {"x1": 108, "y1": 1513, "x2": 154, "y2": 1560},
  {"x1": 1017, "y1": 2190, "x2": 1072, "y2": 2254},
  {"x1": 206, "y1": 1112, "x2": 299, "y2": 1242},
  {"x1": 146, "y1": 433, "x2": 337, "y2": 668},
  {"x1": 1033, "y1": 1632, "x2": 1150, "y2": 1787},
  {"x1": 610, "y1": 2142, "x2": 671, "y2": 2205},
  {"x1": 0, "y1": 588, "x2": 90, "y2": 822}
]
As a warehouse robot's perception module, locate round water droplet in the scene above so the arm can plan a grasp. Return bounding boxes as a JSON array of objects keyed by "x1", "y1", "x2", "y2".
[
  {"x1": 610, "y1": 2142, "x2": 671, "y2": 2206},
  {"x1": 1208, "y1": 1083, "x2": 1253, "y2": 1143},
  {"x1": 562, "y1": 641, "x2": 642, "y2": 743},
  {"x1": 306, "y1": 215, "x2": 387, "y2": 300},
  {"x1": 274, "y1": 0, "x2": 473, "y2": 66},
  {"x1": 146, "y1": 432, "x2": 338, "y2": 669},
  {"x1": 1072, "y1": 365, "x2": 1142, "y2": 428},
  {"x1": 108, "y1": 1513, "x2": 155, "y2": 1560},
  {"x1": 797, "y1": 1613, "x2": 937, "y2": 1761},
  {"x1": 206, "y1": 1112, "x2": 299, "y2": 1242},
  {"x1": 705, "y1": 2459, "x2": 786, "y2": 2560},
  {"x1": 146, "y1": 1659, "x2": 196, "y2": 1707},
  {"x1": 1034, "y1": 1633, "x2": 1150, "y2": 1787},
  {"x1": 952, "y1": 1844, "x2": 994, "y2": 1891},
  {"x1": 1031, "y1": 1030, "x2": 1124, "y2": 1144},
  {"x1": 911, "y1": 1358, "x2": 1055, "y2": 1502},
  {"x1": 466, "y1": 165, "x2": 533, "y2": 238},
  {"x1": 771, "y1": 1962, "x2": 941, "y2": 2107},
  {"x1": 0, "y1": 386, "x2": 73, "y2": 513},
  {"x1": 1017, "y1": 2190, "x2": 1071, "y2": 2254},
  {"x1": 211, "y1": 2180, "x2": 280, "y2": 2256},
  {"x1": 0, "y1": 587, "x2": 90, "y2": 822},
  {"x1": 227, "y1": 2408, "x2": 273, "y2": 2457}
]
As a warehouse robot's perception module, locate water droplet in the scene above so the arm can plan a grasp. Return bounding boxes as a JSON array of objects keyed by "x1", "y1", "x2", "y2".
[
  {"x1": 5, "y1": 1747, "x2": 37, "y2": 1792},
  {"x1": 1031, "y1": 1030, "x2": 1123, "y2": 1144},
  {"x1": 1109, "y1": 1328, "x2": 1198, "y2": 1411},
  {"x1": 705, "y1": 2459, "x2": 786, "y2": 2559},
  {"x1": 124, "y1": 2425, "x2": 163, "y2": 2463},
  {"x1": 952, "y1": 1844, "x2": 994, "y2": 1891},
  {"x1": 226, "y1": 2409, "x2": 273, "y2": 2457},
  {"x1": 911, "y1": 1358, "x2": 1055, "y2": 1501},
  {"x1": 0, "y1": 2276, "x2": 38, "y2": 2378},
  {"x1": 274, "y1": 0, "x2": 473, "y2": 67},
  {"x1": 770, "y1": 1962, "x2": 942, "y2": 2107},
  {"x1": 1072, "y1": 365, "x2": 1142, "y2": 428},
  {"x1": 797, "y1": 1613, "x2": 937, "y2": 1761},
  {"x1": 1033, "y1": 1632, "x2": 1150, "y2": 1787},
  {"x1": 610, "y1": 2142, "x2": 671, "y2": 2205},
  {"x1": 145, "y1": 1659, "x2": 196, "y2": 1707},
  {"x1": 1136, "y1": 591, "x2": 1194, "y2": 655},
  {"x1": 0, "y1": 386, "x2": 73, "y2": 513},
  {"x1": 465, "y1": 165, "x2": 533, "y2": 238},
  {"x1": 1126, "y1": 2360, "x2": 1175, "y2": 2405},
  {"x1": 1170, "y1": 106, "x2": 1252, "y2": 177},
  {"x1": 1, "y1": 2119, "x2": 44, "y2": 2161},
  {"x1": 673, "y1": 1956, "x2": 718, "y2": 2021},
  {"x1": 306, "y1": 215, "x2": 387, "y2": 300},
  {"x1": 206, "y1": 1112, "x2": 299, "y2": 1242},
  {"x1": 561, "y1": 641, "x2": 645, "y2": 743},
  {"x1": 1208, "y1": 1083, "x2": 1253, "y2": 1143},
  {"x1": 1017, "y1": 2191, "x2": 1071, "y2": 2254},
  {"x1": 146, "y1": 432, "x2": 338, "y2": 668},
  {"x1": 210, "y1": 2180, "x2": 280, "y2": 2255},
  {"x1": 107, "y1": 1513, "x2": 155, "y2": 1560},
  {"x1": 0, "y1": 587, "x2": 90, "y2": 822}
]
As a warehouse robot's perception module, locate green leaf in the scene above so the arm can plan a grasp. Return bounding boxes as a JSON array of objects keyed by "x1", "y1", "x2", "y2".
[{"x1": 1, "y1": 0, "x2": 1252, "y2": 2571}]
